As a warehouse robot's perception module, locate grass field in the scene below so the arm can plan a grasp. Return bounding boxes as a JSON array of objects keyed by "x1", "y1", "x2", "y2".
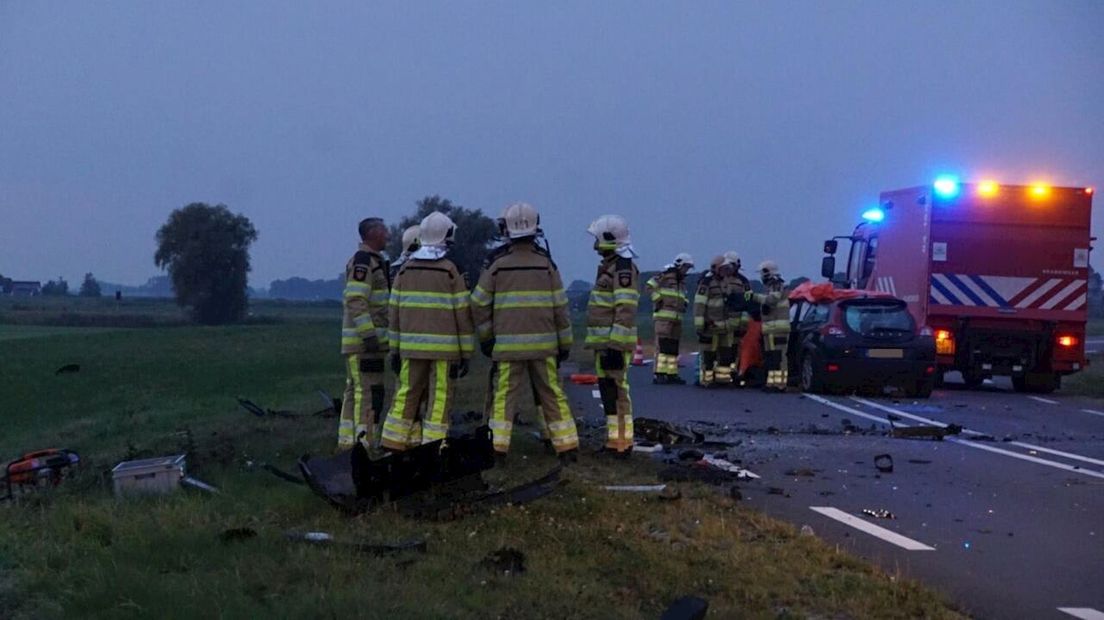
[{"x1": 0, "y1": 305, "x2": 963, "y2": 619}]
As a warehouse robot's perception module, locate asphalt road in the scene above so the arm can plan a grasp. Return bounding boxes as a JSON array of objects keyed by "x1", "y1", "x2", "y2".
[{"x1": 566, "y1": 361, "x2": 1104, "y2": 620}]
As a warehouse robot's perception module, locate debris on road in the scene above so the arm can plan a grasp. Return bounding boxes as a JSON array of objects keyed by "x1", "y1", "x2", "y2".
[
  {"x1": 261, "y1": 462, "x2": 306, "y2": 485},
  {"x1": 886, "y1": 414, "x2": 962, "y2": 440},
  {"x1": 784, "y1": 468, "x2": 817, "y2": 477},
  {"x1": 286, "y1": 531, "x2": 427, "y2": 555},
  {"x1": 767, "y1": 487, "x2": 790, "y2": 497},
  {"x1": 54, "y1": 363, "x2": 80, "y2": 375},
  {"x1": 874, "y1": 454, "x2": 894, "y2": 473},
  {"x1": 907, "y1": 459, "x2": 933, "y2": 465},
  {"x1": 480, "y1": 546, "x2": 526, "y2": 575},
  {"x1": 632, "y1": 441, "x2": 664, "y2": 453},
  {"x1": 569, "y1": 373, "x2": 598, "y2": 385},
  {"x1": 660, "y1": 595, "x2": 709, "y2": 620},
  {"x1": 636, "y1": 418, "x2": 704, "y2": 446},
  {"x1": 862, "y1": 508, "x2": 896, "y2": 520}
]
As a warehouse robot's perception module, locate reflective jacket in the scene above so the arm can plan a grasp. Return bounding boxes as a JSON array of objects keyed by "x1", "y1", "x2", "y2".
[
  {"x1": 750, "y1": 284, "x2": 791, "y2": 335},
  {"x1": 388, "y1": 257, "x2": 475, "y2": 360},
  {"x1": 693, "y1": 271, "x2": 730, "y2": 337},
  {"x1": 585, "y1": 255, "x2": 639, "y2": 351},
  {"x1": 645, "y1": 269, "x2": 688, "y2": 338},
  {"x1": 470, "y1": 241, "x2": 572, "y2": 361},
  {"x1": 341, "y1": 244, "x2": 390, "y2": 354}
]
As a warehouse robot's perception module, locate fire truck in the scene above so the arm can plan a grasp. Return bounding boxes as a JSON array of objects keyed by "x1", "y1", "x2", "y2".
[{"x1": 821, "y1": 178, "x2": 1094, "y2": 393}]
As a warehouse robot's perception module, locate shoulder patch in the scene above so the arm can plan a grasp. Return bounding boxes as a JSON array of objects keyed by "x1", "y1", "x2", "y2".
[
  {"x1": 353, "y1": 265, "x2": 368, "y2": 281},
  {"x1": 618, "y1": 271, "x2": 633, "y2": 288}
]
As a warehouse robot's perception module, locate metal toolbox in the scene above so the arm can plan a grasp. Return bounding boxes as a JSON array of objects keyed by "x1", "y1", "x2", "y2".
[{"x1": 111, "y1": 454, "x2": 186, "y2": 497}]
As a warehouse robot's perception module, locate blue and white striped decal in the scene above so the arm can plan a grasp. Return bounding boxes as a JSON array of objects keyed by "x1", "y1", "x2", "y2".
[{"x1": 930, "y1": 274, "x2": 1086, "y2": 311}]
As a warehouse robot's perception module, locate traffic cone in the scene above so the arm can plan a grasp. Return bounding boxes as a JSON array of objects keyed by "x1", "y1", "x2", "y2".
[{"x1": 632, "y1": 338, "x2": 645, "y2": 366}]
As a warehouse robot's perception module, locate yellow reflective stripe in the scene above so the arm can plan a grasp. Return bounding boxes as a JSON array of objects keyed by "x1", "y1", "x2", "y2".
[
  {"x1": 494, "y1": 332, "x2": 559, "y2": 349},
  {"x1": 557, "y1": 327, "x2": 574, "y2": 346},
  {"x1": 585, "y1": 326, "x2": 611, "y2": 345},
  {"x1": 609, "y1": 324, "x2": 636, "y2": 345},
  {"x1": 653, "y1": 310, "x2": 680, "y2": 321},
  {"x1": 553, "y1": 290, "x2": 568, "y2": 307},
  {"x1": 613, "y1": 289, "x2": 639, "y2": 304},
  {"x1": 423, "y1": 361, "x2": 450, "y2": 442},
  {"x1": 545, "y1": 357, "x2": 576, "y2": 440},
  {"x1": 492, "y1": 362, "x2": 512, "y2": 450},
  {"x1": 369, "y1": 291, "x2": 389, "y2": 304},
  {"x1": 381, "y1": 360, "x2": 412, "y2": 446},
  {"x1": 471, "y1": 285, "x2": 493, "y2": 306}
]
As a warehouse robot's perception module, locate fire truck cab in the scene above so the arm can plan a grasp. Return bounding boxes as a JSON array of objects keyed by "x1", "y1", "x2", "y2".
[{"x1": 821, "y1": 179, "x2": 1094, "y2": 393}]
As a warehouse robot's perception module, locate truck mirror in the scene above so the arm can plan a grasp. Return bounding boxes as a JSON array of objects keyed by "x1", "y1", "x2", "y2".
[
  {"x1": 821, "y1": 256, "x2": 836, "y2": 279},
  {"x1": 823, "y1": 240, "x2": 838, "y2": 255}
]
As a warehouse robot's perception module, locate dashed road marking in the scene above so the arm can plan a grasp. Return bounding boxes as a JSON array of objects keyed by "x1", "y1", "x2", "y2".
[
  {"x1": 804, "y1": 394, "x2": 902, "y2": 427},
  {"x1": 1058, "y1": 608, "x2": 1104, "y2": 620},
  {"x1": 1007, "y1": 442, "x2": 1104, "y2": 468},
  {"x1": 809, "y1": 507, "x2": 935, "y2": 551},
  {"x1": 1028, "y1": 396, "x2": 1060, "y2": 405},
  {"x1": 1081, "y1": 409, "x2": 1104, "y2": 418}
]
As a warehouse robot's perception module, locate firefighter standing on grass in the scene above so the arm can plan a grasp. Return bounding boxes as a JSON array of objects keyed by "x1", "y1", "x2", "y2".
[
  {"x1": 645, "y1": 253, "x2": 693, "y2": 384},
  {"x1": 471, "y1": 203, "x2": 579, "y2": 463},
  {"x1": 746, "y1": 260, "x2": 791, "y2": 391},
  {"x1": 694, "y1": 254, "x2": 737, "y2": 387},
  {"x1": 338, "y1": 218, "x2": 391, "y2": 450},
  {"x1": 585, "y1": 215, "x2": 639, "y2": 455},
  {"x1": 380, "y1": 212, "x2": 475, "y2": 451}
]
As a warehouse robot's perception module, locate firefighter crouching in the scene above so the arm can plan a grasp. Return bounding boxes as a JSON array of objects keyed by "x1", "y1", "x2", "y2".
[
  {"x1": 585, "y1": 215, "x2": 639, "y2": 455},
  {"x1": 381, "y1": 212, "x2": 475, "y2": 451},
  {"x1": 645, "y1": 253, "x2": 693, "y2": 384},
  {"x1": 471, "y1": 202, "x2": 579, "y2": 463},
  {"x1": 338, "y1": 217, "x2": 391, "y2": 450},
  {"x1": 694, "y1": 254, "x2": 738, "y2": 387},
  {"x1": 746, "y1": 260, "x2": 791, "y2": 392}
]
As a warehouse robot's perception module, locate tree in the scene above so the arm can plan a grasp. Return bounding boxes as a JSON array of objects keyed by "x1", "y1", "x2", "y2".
[
  {"x1": 79, "y1": 272, "x2": 102, "y2": 297},
  {"x1": 387, "y1": 195, "x2": 497, "y2": 286},
  {"x1": 41, "y1": 277, "x2": 69, "y2": 296},
  {"x1": 154, "y1": 203, "x2": 258, "y2": 325}
]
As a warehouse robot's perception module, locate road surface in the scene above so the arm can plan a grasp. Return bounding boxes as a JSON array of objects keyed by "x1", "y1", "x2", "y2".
[{"x1": 566, "y1": 362, "x2": 1104, "y2": 619}]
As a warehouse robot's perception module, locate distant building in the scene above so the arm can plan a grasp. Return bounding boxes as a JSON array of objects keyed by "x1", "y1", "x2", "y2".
[{"x1": 6, "y1": 281, "x2": 42, "y2": 296}]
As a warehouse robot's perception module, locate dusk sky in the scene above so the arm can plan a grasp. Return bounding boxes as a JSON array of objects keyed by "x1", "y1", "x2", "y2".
[{"x1": 2, "y1": 1, "x2": 1101, "y2": 288}]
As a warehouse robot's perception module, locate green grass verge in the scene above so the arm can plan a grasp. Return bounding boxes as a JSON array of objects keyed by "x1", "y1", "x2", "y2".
[{"x1": 0, "y1": 322, "x2": 961, "y2": 619}]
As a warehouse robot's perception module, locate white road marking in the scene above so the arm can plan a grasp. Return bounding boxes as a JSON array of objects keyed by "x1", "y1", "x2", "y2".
[
  {"x1": 1007, "y1": 442, "x2": 1104, "y2": 468},
  {"x1": 809, "y1": 507, "x2": 935, "y2": 551},
  {"x1": 839, "y1": 397, "x2": 1104, "y2": 480},
  {"x1": 591, "y1": 389, "x2": 601, "y2": 399},
  {"x1": 1058, "y1": 608, "x2": 1104, "y2": 620},
  {"x1": 1028, "y1": 396, "x2": 1060, "y2": 405},
  {"x1": 1081, "y1": 409, "x2": 1104, "y2": 418},
  {"x1": 805, "y1": 394, "x2": 904, "y2": 427}
]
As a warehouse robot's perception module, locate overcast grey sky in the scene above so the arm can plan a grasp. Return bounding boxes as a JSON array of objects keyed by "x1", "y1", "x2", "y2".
[{"x1": 2, "y1": 1, "x2": 1101, "y2": 288}]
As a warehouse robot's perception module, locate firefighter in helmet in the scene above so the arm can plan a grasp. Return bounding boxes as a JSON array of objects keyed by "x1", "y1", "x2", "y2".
[
  {"x1": 746, "y1": 260, "x2": 791, "y2": 391},
  {"x1": 645, "y1": 253, "x2": 693, "y2": 384},
  {"x1": 389, "y1": 224, "x2": 421, "y2": 280},
  {"x1": 585, "y1": 214, "x2": 639, "y2": 455},
  {"x1": 694, "y1": 254, "x2": 738, "y2": 387},
  {"x1": 337, "y1": 217, "x2": 391, "y2": 450},
  {"x1": 380, "y1": 211, "x2": 475, "y2": 450},
  {"x1": 722, "y1": 251, "x2": 752, "y2": 384},
  {"x1": 471, "y1": 202, "x2": 579, "y2": 462}
]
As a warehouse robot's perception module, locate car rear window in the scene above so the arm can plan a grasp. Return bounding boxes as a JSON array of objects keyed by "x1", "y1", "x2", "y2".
[{"x1": 843, "y1": 302, "x2": 914, "y2": 334}]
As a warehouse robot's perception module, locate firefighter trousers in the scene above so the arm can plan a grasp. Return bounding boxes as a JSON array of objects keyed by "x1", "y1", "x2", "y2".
[
  {"x1": 338, "y1": 353, "x2": 385, "y2": 449},
  {"x1": 381, "y1": 359, "x2": 454, "y2": 451},
  {"x1": 699, "y1": 333, "x2": 735, "y2": 386},
  {"x1": 487, "y1": 358, "x2": 578, "y2": 454},
  {"x1": 654, "y1": 337, "x2": 680, "y2": 377},
  {"x1": 596, "y1": 351, "x2": 633, "y2": 452},
  {"x1": 762, "y1": 332, "x2": 789, "y2": 391}
]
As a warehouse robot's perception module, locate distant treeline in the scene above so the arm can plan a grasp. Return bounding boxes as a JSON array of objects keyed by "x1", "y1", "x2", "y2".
[{"x1": 268, "y1": 276, "x2": 344, "y2": 301}]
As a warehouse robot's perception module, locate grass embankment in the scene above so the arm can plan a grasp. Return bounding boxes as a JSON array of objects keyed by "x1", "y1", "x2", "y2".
[{"x1": 0, "y1": 319, "x2": 960, "y2": 619}]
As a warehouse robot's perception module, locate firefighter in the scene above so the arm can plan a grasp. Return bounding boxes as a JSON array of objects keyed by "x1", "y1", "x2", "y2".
[
  {"x1": 722, "y1": 251, "x2": 752, "y2": 385},
  {"x1": 380, "y1": 212, "x2": 475, "y2": 451},
  {"x1": 693, "y1": 254, "x2": 737, "y2": 387},
  {"x1": 645, "y1": 253, "x2": 693, "y2": 384},
  {"x1": 338, "y1": 218, "x2": 392, "y2": 450},
  {"x1": 471, "y1": 202, "x2": 578, "y2": 462},
  {"x1": 389, "y1": 224, "x2": 421, "y2": 280},
  {"x1": 746, "y1": 260, "x2": 791, "y2": 392},
  {"x1": 584, "y1": 214, "x2": 639, "y2": 455}
]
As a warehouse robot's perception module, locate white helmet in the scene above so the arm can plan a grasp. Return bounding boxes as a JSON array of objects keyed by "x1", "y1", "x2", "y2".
[
  {"x1": 587, "y1": 214, "x2": 632, "y2": 251},
  {"x1": 709, "y1": 255, "x2": 725, "y2": 271},
  {"x1": 501, "y1": 202, "x2": 540, "y2": 239},
  {"x1": 722, "y1": 251, "x2": 741, "y2": 269},
  {"x1": 673, "y1": 253, "x2": 694, "y2": 269},
  {"x1": 418, "y1": 212, "x2": 456, "y2": 247},
  {"x1": 758, "y1": 260, "x2": 781, "y2": 280},
  {"x1": 401, "y1": 225, "x2": 421, "y2": 253}
]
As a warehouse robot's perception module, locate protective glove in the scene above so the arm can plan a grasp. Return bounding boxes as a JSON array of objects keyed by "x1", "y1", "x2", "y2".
[
  {"x1": 744, "y1": 290, "x2": 754, "y2": 302},
  {"x1": 450, "y1": 358, "x2": 470, "y2": 379},
  {"x1": 480, "y1": 338, "x2": 495, "y2": 358},
  {"x1": 362, "y1": 335, "x2": 380, "y2": 353},
  {"x1": 390, "y1": 353, "x2": 401, "y2": 376},
  {"x1": 601, "y1": 348, "x2": 625, "y2": 370}
]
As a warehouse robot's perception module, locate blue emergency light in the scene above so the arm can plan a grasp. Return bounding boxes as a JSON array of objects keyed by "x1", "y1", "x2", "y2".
[
  {"x1": 933, "y1": 176, "x2": 960, "y2": 199},
  {"x1": 861, "y1": 208, "x2": 885, "y2": 223}
]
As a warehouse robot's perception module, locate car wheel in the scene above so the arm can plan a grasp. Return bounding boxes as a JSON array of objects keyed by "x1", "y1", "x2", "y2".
[{"x1": 801, "y1": 355, "x2": 824, "y2": 394}]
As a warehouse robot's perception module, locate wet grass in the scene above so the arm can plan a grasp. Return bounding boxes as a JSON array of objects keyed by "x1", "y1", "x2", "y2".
[{"x1": 0, "y1": 323, "x2": 962, "y2": 619}]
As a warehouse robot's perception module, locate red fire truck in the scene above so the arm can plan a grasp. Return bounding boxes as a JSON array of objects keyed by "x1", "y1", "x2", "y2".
[{"x1": 821, "y1": 178, "x2": 1094, "y2": 393}]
